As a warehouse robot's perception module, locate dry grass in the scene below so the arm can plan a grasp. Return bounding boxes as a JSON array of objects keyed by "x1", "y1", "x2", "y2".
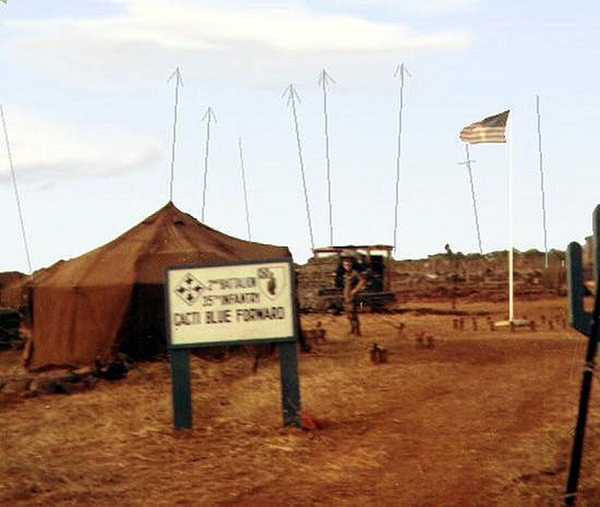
[{"x1": 1, "y1": 296, "x2": 600, "y2": 506}]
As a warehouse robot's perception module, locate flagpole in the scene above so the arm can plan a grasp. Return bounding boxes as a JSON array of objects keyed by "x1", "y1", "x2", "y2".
[
  {"x1": 459, "y1": 109, "x2": 524, "y2": 328},
  {"x1": 508, "y1": 112, "x2": 514, "y2": 322}
]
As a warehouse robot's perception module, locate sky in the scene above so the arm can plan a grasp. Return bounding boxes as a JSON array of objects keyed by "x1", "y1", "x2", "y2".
[{"x1": 1, "y1": 0, "x2": 600, "y2": 273}]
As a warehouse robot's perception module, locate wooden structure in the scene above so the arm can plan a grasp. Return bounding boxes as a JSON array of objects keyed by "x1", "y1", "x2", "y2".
[{"x1": 312, "y1": 245, "x2": 396, "y2": 312}]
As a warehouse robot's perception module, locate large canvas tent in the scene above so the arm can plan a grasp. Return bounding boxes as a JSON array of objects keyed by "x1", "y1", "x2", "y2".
[{"x1": 26, "y1": 202, "x2": 291, "y2": 371}]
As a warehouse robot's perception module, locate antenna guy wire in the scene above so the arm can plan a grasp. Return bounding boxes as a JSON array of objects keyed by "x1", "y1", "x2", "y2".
[{"x1": 1, "y1": 105, "x2": 33, "y2": 273}]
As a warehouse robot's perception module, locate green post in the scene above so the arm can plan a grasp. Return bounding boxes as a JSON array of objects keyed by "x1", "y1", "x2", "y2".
[
  {"x1": 170, "y1": 348, "x2": 192, "y2": 429},
  {"x1": 564, "y1": 205, "x2": 600, "y2": 505},
  {"x1": 279, "y1": 341, "x2": 301, "y2": 428}
]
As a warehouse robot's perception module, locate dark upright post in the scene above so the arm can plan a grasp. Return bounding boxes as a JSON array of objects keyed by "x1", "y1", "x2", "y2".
[
  {"x1": 170, "y1": 348, "x2": 192, "y2": 429},
  {"x1": 565, "y1": 205, "x2": 600, "y2": 506},
  {"x1": 279, "y1": 341, "x2": 301, "y2": 428},
  {"x1": 567, "y1": 242, "x2": 591, "y2": 336}
]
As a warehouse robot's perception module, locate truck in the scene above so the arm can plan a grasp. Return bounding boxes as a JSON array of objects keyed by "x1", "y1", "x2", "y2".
[{"x1": 313, "y1": 245, "x2": 397, "y2": 313}]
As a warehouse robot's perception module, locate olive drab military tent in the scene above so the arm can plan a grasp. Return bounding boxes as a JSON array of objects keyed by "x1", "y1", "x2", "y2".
[{"x1": 26, "y1": 202, "x2": 291, "y2": 371}]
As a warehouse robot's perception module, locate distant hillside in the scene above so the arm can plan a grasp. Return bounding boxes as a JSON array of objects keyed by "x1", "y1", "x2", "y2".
[
  {"x1": 296, "y1": 249, "x2": 567, "y2": 312},
  {"x1": 0, "y1": 249, "x2": 571, "y2": 314}
]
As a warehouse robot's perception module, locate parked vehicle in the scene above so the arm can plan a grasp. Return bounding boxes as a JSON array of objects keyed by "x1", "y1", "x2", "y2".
[{"x1": 313, "y1": 245, "x2": 396, "y2": 312}]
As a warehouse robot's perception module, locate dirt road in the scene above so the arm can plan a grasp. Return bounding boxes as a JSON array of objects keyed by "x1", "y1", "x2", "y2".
[{"x1": 1, "y1": 297, "x2": 599, "y2": 506}]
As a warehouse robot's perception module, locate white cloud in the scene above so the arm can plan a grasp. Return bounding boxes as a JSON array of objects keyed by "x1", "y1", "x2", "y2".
[
  {"x1": 320, "y1": 0, "x2": 478, "y2": 16},
  {"x1": 0, "y1": 108, "x2": 163, "y2": 184},
  {"x1": 5, "y1": 0, "x2": 470, "y2": 88}
]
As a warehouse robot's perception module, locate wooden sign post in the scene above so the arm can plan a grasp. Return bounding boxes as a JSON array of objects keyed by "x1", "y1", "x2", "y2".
[{"x1": 165, "y1": 259, "x2": 301, "y2": 429}]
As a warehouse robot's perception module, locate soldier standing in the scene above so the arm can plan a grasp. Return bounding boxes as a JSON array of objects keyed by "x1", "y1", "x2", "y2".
[{"x1": 341, "y1": 255, "x2": 367, "y2": 336}]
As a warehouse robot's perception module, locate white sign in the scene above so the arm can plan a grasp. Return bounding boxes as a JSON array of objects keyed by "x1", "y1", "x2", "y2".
[{"x1": 167, "y1": 260, "x2": 296, "y2": 346}]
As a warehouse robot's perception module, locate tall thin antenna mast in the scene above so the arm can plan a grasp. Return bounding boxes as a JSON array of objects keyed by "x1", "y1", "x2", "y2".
[
  {"x1": 167, "y1": 67, "x2": 183, "y2": 202},
  {"x1": 536, "y1": 95, "x2": 549, "y2": 269},
  {"x1": 238, "y1": 137, "x2": 252, "y2": 240},
  {"x1": 458, "y1": 145, "x2": 483, "y2": 253},
  {"x1": 319, "y1": 69, "x2": 336, "y2": 246},
  {"x1": 1, "y1": 105, "x2": 32, "y2": 273},
  {"x1": 283, "y1": 84, "x2": 315, "y2": 251},
  {"x1": 201, "y1": 107, "x2": 217, "y2": 222},
  {"x1": 508, "y1": 113, "x2": 515, "y2": 322},
  {"x1": 392, "y1": 63, "x2": 410, "y2": 255}
]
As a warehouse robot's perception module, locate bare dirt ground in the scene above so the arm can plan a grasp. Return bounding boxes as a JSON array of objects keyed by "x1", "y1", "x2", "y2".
[{"x1": 1, "y1": 296, "x2": 600, "y2": 507}]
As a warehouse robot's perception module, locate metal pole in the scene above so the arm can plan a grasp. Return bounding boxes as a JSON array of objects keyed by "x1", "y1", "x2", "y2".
[
  {"x1": 536, "y1": 95, "x2": 549, "y2": 269},
  {"x1": 201, "y1": 107, "x2": 216, "y2": 222},
  {"x1": 284, "y1": 84, "x2": 315, "y2": 251},
  {"x1": 392, "y1": 64, "x2": 409, "y2": 254},
  {"x1": 167, "y1": 68, "x2": 182, "y2": 202},
  {"x1": 508, "y1": 113, "x2": 514, "y2": 322},
  {"x1": 319, "y1": 70, "x2": 335, "y2": 246},
  {"x1": 462, "y1": 144, "x2": 483, "y2": 254},
  {"x1": 564, "y1": 205, "x2": 600, "y2": 505},
  {"x1": 238, "y1": 137, "x2": 252, "y2": 240}
]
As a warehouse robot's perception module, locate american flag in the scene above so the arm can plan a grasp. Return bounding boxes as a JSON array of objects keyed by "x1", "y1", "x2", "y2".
[{"x1": 459, "y1": 110, "x2": 510, "y2": 144}]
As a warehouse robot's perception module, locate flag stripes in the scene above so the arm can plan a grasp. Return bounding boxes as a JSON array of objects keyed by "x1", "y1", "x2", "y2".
[{"x1": 459, "y1": 110, "x2": 510, "y2": 144}]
